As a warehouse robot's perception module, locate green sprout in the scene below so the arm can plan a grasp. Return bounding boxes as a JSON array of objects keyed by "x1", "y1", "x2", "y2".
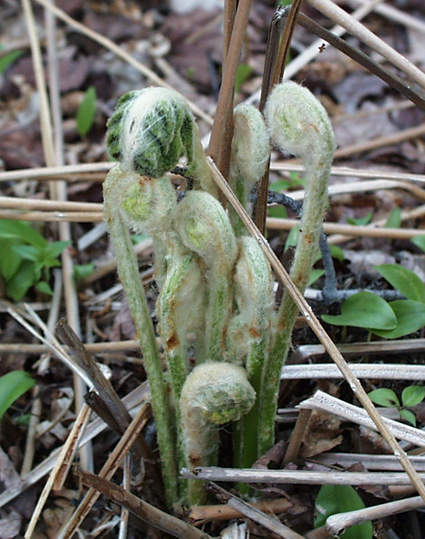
[
  {"x1": 368, "y1": 385, "x2": 425, "y2": 426},
  {"x1": 0, "y1": 220, "x2": 69, "y2": 300}
]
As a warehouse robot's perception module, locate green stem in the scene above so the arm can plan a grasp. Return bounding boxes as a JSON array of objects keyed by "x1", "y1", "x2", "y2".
[
  {"x1": 228, "y1": 237, "x2": 273, "y2": 478},
  {"x1": 258, "y1": 82, "x2": 336, "y2": 455},
  {"x1": 157, "y1": 238, "x2": 206, "y2": 487},
  {"x1": 103, "y1": 167, "x2": 178, "y2": 506}
]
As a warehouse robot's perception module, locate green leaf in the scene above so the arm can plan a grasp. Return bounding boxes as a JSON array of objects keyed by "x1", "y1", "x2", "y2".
[
  {"x1": 235, "y1": 64, "x2": 253, "y2": 93},
  {"x1": 401, "y1": 385, "x2": 425, "y2": 407},
  {"x1": 308, "y1": 268, "x2": 325, "y2": 287},
  {"x1": 347, "y1": 212, "x2": 372, "y2": 226},
  {"x1": 375, "y1": 264, "x2": 425, "y2": 303},
  {"x1": 314, "y1": 485, "x2": 373, "y2": 539},
  {"x1": 313, "y1": 244, "x2": 345, "y2": 266},
  {"x1": 411, "y1": 235, "x2": 425, "y2": 253},
  {"x1": 6, "y1": 261, "x2": 36, "y2": 301},
  {"x1": 0, "y1": 371, "x2": 35, "y2": 420},
  {"x1": 35, "y1": 281, "x2": 53, "y2": 295},
  {"x1": 322, "y1": 291, "x2": 397, "y2": 330},
  {"x1": 131, "y1": 233, "x2": 149, "y2": 245},
  {"x1": 268, "y1": 205, "x2": 288, "y2": 218},
  {"x1": 77, "y1": 86, "x2": 97, "y2": 136},
  {"x1": 44, "y1": 240, "x2": 70, "y2": 259},
  {"x1": 368, "y1": 388, "x2": 400, "y2": 408},
  {"x1": 288, "y1": 171, "x2": 305, "y2": 187},
  {"x1": 0, "y1": 239, "x2": 23, "y2": 280},
  {"x1": 270, "y1": 179, "x2": 290, "y2": 192},
  {"x1": 73, "y1": 263, "x2": 94, "y2": 282},
  {"x1": 276, "y1": 0, "x2": 292, "y2": 6},
  {"x1": 0, "y1": 220, "x2": 46, "y2": 247},
  {"x1": 12, "y1": 244, "x2": 40, "y2": 262},
  {"x1": 14, "y1": 413, "x2": 31, "y2": 426},
  {"x1": 400, "y1": 409, "x2": 416, "y2": 426},
  {"x1": 0, "y1": 50, "x2": 24, "y2": 73},
  {"x1": 330, "y1": 245, "x2": 345, "y2": 261},
  {"x1": 385, "y1": 207, "x2": 402, "y2": 228},
  {"x1": 372, "y1": 300, "x2": 425, "y2": 339},
  {"x1": 285, "y1": 225, "x2": 299, "y2": 251}
]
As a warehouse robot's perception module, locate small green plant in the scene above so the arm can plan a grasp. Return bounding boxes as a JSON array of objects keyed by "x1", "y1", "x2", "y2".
[
  {"x1": 0, "y1": 220, "x2": 69, "y2": 300},
  {"x1": 315, "y1": 484, "x2": 373, "y2": 539},
  {"x1": 411, "y1": 234, "x2": 425, "y2": 252},
  {"x1": 0, "y1": 48, "x2": 24, "y2": 73},
  {"x1": 368, "y1": 385, "x2": 425, "y2": 426},
  {"x1": 0, "y1": 371, "x2": 35, "y2": 421},
  {"x1": 234, "y1": 63, "x2": 253, "y2": 93},
  {"x1": 346, "y1": 212, "x2": 373, "y2": 226},
  {"x1": 323, "y1": 263, "x2": 425, "y2": 338},
  {"x1": 385, "y1": 206, "x2": 402, "y2": 228},
  {"x1": 73, "y1": 263, "x2": 94, "y2": 283},
  {"x1": 77, "y1": 86, "x2": 97, "y2": 137}
]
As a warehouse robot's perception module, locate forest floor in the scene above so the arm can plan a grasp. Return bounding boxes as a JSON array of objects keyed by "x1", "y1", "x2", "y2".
[{"x1": 1, "y1": 0, "x2": 425, "y2": 537}]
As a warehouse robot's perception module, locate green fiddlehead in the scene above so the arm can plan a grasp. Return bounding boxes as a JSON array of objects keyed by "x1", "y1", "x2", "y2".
[
  {"x1": 174, "y1": 190, "x2": 237, "y2": 363},
  {"x1": 227, "y1": 236, "x2": 274, "y2": 472},
  {"x1": 229, "y1": 104, "x2": 270, "y2": 235},
  {"x1": 180, "y1": 362, "x2": 255, "y2": 504},
  {"x1": 258, "y1": 81, "x2": 336, "y2": 454},
  {"x1": 103, "y1": 167, "x2": 178, "y2": 505},
  {"x1": 106, "y1": 87, "x2": 217, "y2": 196}
]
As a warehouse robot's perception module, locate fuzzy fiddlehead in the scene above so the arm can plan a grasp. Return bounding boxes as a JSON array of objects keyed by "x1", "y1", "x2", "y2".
[
  {"x1": 103, "y1": 167, "x2": 178, "y2": 505},
  {"x1": 229, "y1": 104, "x2": 270, "y2": 235},
  {"x1": 180, "y1": 362, "x2": 255, "y2": 504},
  {"x1": 106, "y1": 87, "x2": 217, "y2": 196},
  {"x1": 114, "y1": 171, "x2": 178, "y2": 287},
  {"x1": 227, "y1": 236, "x2": 274, "y2": 472},
  {"x1": 157, "y1": 237, "x2": 206, "y2": 485},
  {"x1": 174, "y1": 191, "x2": 237, "y2": 362},
  {"x1": 258, "y1": 82, "x2": 336, "y2": 454}
]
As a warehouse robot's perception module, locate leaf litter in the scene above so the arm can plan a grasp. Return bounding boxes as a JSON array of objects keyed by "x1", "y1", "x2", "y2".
[{"x1": 1, "y1": 0, "x2": 425, "y2": 536}]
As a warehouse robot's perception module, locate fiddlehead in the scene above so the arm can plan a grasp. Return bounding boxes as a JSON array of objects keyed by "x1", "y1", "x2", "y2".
[
  {"x1": 229, "y1": 104, "x2": 270, "y2": 235},
  {"x1": 174, "y1": 190, "x2": 237, "y2": 362},
  {"x1": 227, "y1": 236, "x2": 274, "y2": 471},
  {"x1": 258, "y1": 81, "x2": 336, "y2": 454},
  {"x1": 106, "y1": 87, "x2": 217, "y2": 196},
  {"x1": 103, "y1": 167, "x2": 178, "y2": 505},
  {"x1": 180, "y1": 362, "x2": 255, "y2": 504}
]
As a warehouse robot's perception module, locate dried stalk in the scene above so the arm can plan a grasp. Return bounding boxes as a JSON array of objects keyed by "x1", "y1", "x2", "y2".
[
  {"x1": 208, "y1": 483, "x2": 302, "y2": 539},
  {"x1": 267, "y1": 218, "x2": 425, "y2": 240},
  {"x1": 315, "y1": 453, "x2": 425, "y2": 472},
  {"x1": 326, "y1": 495, "x2": 425, "y2": 536},
  {"x1": 188, "y1": 498, "x2": 292, "y2": 522},
  {"x1": 282, "y1": 363, "x2": 425, "y2": 381},
  {"x1": 208, "y1": 0, "x2": 253, "y2": 183},
  {"x1": 58, "y1": 403, "x2": 151, "y2": 538},
  {"x1": 2, "y1": 162, "x2": 425, "y2": 185},
  {"x1": 76, "y1": 469, "x2": 211, "y2": 539},
  {"x1": 182, "y1": 467, "x2": 425, "y2": 486},
  {"x1": 295, "y1": 339, "x2": 425, "y2": 362},
  {"x1": 24, "y1": 405, "x2": 91, "y2": 538}
]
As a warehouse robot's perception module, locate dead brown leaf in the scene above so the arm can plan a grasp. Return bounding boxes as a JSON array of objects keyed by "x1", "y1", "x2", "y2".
[{"x1": 300, "y1": 410, "x2": 343, "y2": 458}]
